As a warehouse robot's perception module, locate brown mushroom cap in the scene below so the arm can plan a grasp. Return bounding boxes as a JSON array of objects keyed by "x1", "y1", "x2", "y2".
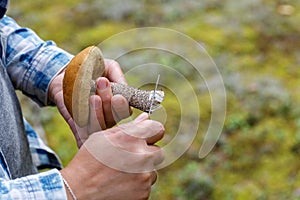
[
  {"x1": 63, "y1": 46, "x2": 165, "y2": 127},
  {"x1": 63, "y1": 46, "x2": 105, "y2": 127}
]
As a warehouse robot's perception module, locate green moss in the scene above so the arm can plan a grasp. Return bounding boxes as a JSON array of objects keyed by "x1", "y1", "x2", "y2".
[{"x1": 8, "y1": 0, "x2": 300, "y2": 199}]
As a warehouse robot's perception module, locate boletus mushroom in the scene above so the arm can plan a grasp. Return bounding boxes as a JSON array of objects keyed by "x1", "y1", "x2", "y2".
[{"x1": 63, "y1": 46, "x2": 164, "y2": 127}]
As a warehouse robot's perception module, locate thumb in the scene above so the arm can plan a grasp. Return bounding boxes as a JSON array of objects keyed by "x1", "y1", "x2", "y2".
[{"x1": 133, "y1": 112, "x2": 149, "y2": 124}]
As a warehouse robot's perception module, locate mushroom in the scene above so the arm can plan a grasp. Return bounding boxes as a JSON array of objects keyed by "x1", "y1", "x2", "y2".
[{"x1": 63, "y1": 46, "x2": 164, "y2": 127}]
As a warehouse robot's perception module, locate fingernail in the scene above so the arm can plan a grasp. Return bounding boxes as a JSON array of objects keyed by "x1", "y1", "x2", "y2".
[{"x1": 97, "y1": 78, "x2": 108, "y2": 90}]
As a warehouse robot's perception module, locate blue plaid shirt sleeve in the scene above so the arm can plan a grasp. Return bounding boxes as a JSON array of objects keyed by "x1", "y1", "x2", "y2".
[
  {"x1": 24, "y1": 119, "x2": 63, "y2": 170},
  {"x1": 0, "y1": 122, "x2": 67, "y2": 199},
  {"x1": 0, "y1": 123, "x2": 68, "y2": 200},
  {"x1": 0, "y1": 169, "x2": 67, "y2": 199},
  {"x1": 0, "y1": 15, "x2": 73, "y2": 106},
  {"x1": 0, "y1": 15, "x2": 73, "y2": 199}
]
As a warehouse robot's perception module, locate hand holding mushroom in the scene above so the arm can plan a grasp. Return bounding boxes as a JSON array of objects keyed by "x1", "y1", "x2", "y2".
[
  {"x1": 49, "y1": 46, "x2": 164, "y2": 147},
  {"x1": 49, "y1": 47, "x2": 165, "y2": 199}
]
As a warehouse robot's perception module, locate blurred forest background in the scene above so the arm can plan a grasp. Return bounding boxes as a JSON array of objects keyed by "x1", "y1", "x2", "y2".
[{"x1": 7, "y1": 0, "x2": 300, "y2": 199}]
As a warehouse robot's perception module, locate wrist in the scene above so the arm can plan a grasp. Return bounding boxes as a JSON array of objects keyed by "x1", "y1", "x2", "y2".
[{"x1": 60, "y1": 169, "x2": 77, "y2": 200}]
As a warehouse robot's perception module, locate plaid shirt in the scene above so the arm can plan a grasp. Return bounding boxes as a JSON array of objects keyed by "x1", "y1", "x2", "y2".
[{"x1": 0, "y1": 15, "x2": 73, "y2": 199}]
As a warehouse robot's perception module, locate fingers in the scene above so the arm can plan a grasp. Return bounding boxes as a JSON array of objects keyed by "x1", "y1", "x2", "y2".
[
  {"x1": 96, "y1": 77, "x2": 132, "y2": 128},
  {"x1": 85, "y1": 113, "x2": 165, "y2": 172},
  {"x1": 147, "y1": 145, "x2": 165, "y2": 166},
  {"x1": 68, "y1": 95, "x2": 105, "y2": 148},
  {"x1": 75, "y1": 95, "x2": 106, "y2": 146},
  {"x1": 95, "y1": 59, "x2": 130, "y2": 127},
  {"x1": 88, "y1": 95, "x2": 106, "y2": 132},
  {"x1": 133, "y1": 112, "x2": 149, "y2": 123},
  {"x1": 119, "y1": 113, "x2": 165, "y2": 144},
  {"x1": 96, "y1": 77, "x2": 115, "y2": 128},
  {"x1": 74, "y1": 124, "x2": 90, "y2": 147},
  {"x1": 104, "y1": 59, "x2": 127, "y2": 84},
  {"x1": 111, "y1": 94, "x2": 131, "y2": 123},
  {"x1": 115, "y1": 113, "x2": 165, "y2": 165},
  {"x1": 85, "y1": 130, "x2": 164, "y2": 173}
]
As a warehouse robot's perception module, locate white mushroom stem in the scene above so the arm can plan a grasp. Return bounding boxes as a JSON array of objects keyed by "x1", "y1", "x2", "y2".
[
  {"x1": 111, "y1": 82, "x2": 164, "y2": 113},
  {"x1": 63, "y1": 46, "x2": 165, "y2": 127},
  {"x1": 90, "y1": 80, "x2": 164, "y2": 112}
]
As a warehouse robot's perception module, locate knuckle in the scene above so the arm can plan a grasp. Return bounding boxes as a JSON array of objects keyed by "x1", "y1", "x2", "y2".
[
  {"x1": 139, "y1": 172, "x2": 152, "y2": 183},
  {"x1": 156, "y1": 148, "x2": 165, "y2": 164},
  {"x1": 100, "y1": 93, "x2": 112, "y2": 103},
  {"x1": 108, "y1": 59, "x2": 120, "y2": 68},
  {"x1": 142, "y1": 120, "x2": 164, "y2": 131},
  {"x1": 151, "y1": 146, "x2": 165, "y2": 164},
  {"x1": 144, "y1": 151, "x2": 154, "y2": 161}
]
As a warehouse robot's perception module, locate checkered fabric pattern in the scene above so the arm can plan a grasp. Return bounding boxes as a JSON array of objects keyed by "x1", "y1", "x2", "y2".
[
  {"x1": 0, "y1": 16, "x2": 73, "y2": 106},
  {"x1": 0, "y1": 14, "x2": 74, "y2": 199}
]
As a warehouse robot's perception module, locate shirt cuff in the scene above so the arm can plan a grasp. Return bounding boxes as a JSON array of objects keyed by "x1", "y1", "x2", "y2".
[{"x1": 0, "y1": 169, "x2": 67, "y2": 199}]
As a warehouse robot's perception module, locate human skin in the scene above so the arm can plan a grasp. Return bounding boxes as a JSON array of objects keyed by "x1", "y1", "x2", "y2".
[
  {"x1": 49, "y1": 59, "x2": 164, "y2": 199},
  {"x1": 49, "y1": 59, "x2": 131, "y2": 147},
  {"x1": 61, "y1": 113, "x2": 164, "y2": 200}
]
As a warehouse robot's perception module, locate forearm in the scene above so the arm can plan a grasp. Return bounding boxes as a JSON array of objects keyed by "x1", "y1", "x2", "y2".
[
  {"x1": 0, "y1": 169, "x2": 67, "y2": 199},
  {"x1": 0, "y1": 16, "x2": 73, "y2": 106}
]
